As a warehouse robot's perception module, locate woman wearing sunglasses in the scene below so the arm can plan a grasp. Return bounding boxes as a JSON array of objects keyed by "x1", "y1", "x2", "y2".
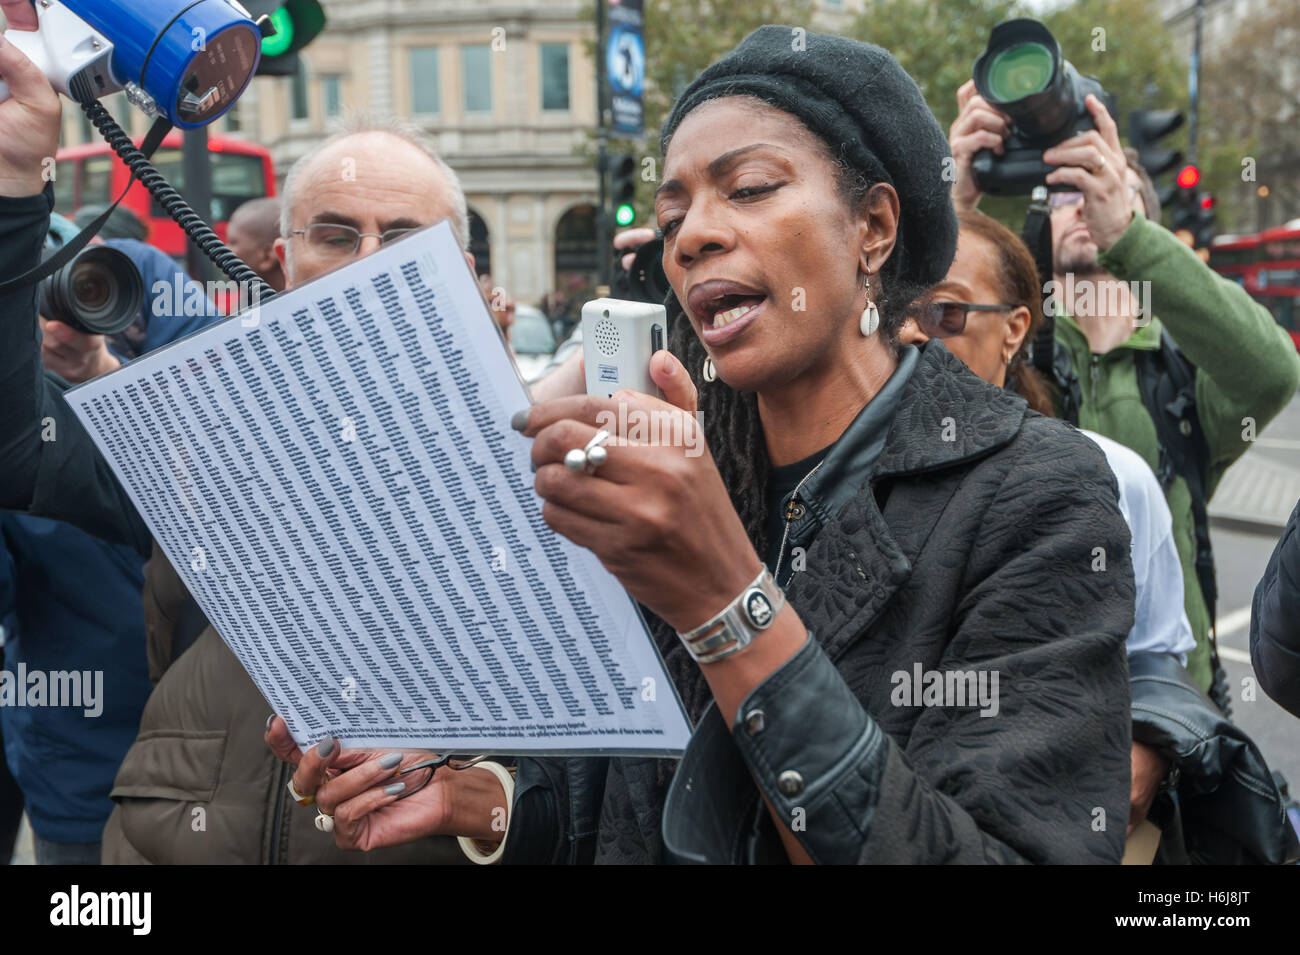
[
  {"x1": 267, "y1": 28, "x2": 1136, "y2": 865},
  {"x1": 903, "y1": 210, "x2": 1054, "y2": 416},
  {"x1": 902, "y1": 211, "x2": 1298, "y2": 865}
]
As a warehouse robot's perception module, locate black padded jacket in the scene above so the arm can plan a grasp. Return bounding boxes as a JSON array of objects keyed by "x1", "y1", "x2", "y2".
[{"x1": 506, "y1": 342, "x2": 1138, "y2": 864}]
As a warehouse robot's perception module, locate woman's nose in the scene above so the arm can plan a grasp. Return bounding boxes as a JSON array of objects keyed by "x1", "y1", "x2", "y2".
[{"x1": 672, "y1": 205, "x2": 733, "y2": 265}]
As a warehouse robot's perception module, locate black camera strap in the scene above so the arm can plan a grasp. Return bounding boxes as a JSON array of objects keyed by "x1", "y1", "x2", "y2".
[
  {"x1": 0, "y1": 116, "x2": 173, "y2": 296},
  {"x1": 1022, "y1": 193, "x2": 1055, "y2": 378},
  {"x1": 1021, "y1": 193, "x2": 1083, "y2": 423}
]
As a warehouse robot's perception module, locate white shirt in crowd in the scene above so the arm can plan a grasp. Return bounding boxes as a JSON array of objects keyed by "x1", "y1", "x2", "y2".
[{"x1": 1082, "y1": 430, "x2": 1197, "y2": 666}]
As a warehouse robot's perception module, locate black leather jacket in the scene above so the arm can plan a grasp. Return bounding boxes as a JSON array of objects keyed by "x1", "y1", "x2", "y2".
[
  {"x1": 1130, "y1": 652, "x2": 1300, "y2": 865},
  {"x1": 1251, "y1": 499, "x2": 1300, "y2": 718}
]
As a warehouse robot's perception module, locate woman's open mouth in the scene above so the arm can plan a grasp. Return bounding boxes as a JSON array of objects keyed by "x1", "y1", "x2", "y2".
[{"x1": 699, "y1": 293, "x2": 767, "y2": 346}]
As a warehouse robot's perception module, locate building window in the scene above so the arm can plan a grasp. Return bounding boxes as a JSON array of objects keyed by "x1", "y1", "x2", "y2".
[
  {"x1": 290, "y1": 62, "x2": 309, "y2": 120},
  {"x1": 540, "y1": 43, "x2": 570, "y2": 111},
  {"x1": 225, "y1": 101, "x2": 242, "y2": 133},
  {"x1": 409, "y1": 47, "x2": 440, "y2": 114},
  {"x1": 461, "y1": 44, "x2": 492, "y2": 113},
  {"x1": 322, "y1": 74, "x2": 343, "y2": 118}
]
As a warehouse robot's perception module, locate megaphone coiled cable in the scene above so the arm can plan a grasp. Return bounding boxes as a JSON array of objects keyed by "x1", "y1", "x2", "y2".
[{"x1": 79, "y1": 98, "x2": 275, "y2": 303}]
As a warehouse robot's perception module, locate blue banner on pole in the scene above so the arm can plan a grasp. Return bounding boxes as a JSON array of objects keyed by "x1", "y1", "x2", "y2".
[{"x1": 606, "y1": 0, "x2": 645, "y2": 137}]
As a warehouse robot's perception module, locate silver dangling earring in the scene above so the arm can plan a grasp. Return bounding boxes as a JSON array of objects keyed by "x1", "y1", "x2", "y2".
[
  {"x1": 702, "y1": 357, "x2": 717, "y2": 382},
  {"x1": 859, "y1": 268, "x2": 880, "y2": 338}
]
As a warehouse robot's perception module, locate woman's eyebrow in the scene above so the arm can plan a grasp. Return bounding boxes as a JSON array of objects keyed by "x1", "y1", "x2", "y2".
[{"x1": 655, "y1": 143, "x2": 789, "y2": 199}]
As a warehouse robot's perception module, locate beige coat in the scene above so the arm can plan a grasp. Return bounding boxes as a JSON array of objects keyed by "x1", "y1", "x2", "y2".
[{"x1": 102, "y1": 544, "x2": 465, "y2": 865}]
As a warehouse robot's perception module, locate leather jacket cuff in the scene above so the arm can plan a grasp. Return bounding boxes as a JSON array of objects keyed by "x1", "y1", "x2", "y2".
[{"x1": 731, "y1": 635, "x2": 887, "y2": 863}]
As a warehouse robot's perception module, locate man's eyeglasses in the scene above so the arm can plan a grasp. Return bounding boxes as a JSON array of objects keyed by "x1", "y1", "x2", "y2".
[
  {"x1": 1048, "y1": 184, "x2": 1143, "y2": 209},
  {"x1": 908, "y1": 301, "x2": 1016, "y2": 338},
  {"x1": 290, "y1": 223, "x2": 418, "y2": 259}
]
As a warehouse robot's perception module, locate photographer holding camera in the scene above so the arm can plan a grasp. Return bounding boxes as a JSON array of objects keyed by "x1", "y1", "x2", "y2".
[{"x1": 948, "y1": 32, "x2": 1300, "y2": 702}]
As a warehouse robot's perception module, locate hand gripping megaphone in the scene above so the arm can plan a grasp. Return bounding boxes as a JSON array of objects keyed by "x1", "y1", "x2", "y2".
[{"x1": 0, "y1": 0, "x2": 262, "y2": 128}]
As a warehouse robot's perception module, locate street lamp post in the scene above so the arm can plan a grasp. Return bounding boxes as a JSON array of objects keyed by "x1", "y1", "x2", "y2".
[
  {"x1": 1188, "y1": 0, "x2": 1204, "y2": 168},
  {"x1": 595, "y1": 0, "x2": 610, "y2": 288}
]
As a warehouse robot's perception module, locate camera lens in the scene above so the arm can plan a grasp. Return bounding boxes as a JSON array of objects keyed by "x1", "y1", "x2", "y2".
[
  {"x1": 986, "y1": 42, "x2": 1054, "y2": 101},
  {"x1": 40, "y1": 246, "x2": 145, "y2": 337},
  {"x1": 974, "y1": 19, "x2": 1074, "y2": 142},
  {"x1": 71, "y1": 260, "x2": 113, "y2": 313}
]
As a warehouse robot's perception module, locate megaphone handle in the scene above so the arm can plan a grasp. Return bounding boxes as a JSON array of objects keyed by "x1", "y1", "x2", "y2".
[{"x1": 0, "y1": 28, "x2": 52, "y2": 105}]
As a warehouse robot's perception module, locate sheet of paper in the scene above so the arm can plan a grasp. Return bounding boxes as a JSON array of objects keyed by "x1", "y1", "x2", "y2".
[{"x1": 65, "y1": 221, "x2": 692, "y2": 755}]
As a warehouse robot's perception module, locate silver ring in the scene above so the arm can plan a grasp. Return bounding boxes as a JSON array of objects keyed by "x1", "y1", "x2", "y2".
[
  {"x1": 314, "y1": 810, "x2": 334, "y2": 833},
  {"x1": 565, "y1": 429, "x2": 612, "y2": 475}
]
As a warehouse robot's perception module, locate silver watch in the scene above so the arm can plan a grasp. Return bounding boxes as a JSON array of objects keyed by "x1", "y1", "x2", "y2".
[{"x1": 676, "y1": 567, "x2": 786, "y2": 664}]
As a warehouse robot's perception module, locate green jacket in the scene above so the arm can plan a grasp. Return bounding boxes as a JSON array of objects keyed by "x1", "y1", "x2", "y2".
[{"x1": 1054, "y1": 211, "x2": 1300, "y2": 690}]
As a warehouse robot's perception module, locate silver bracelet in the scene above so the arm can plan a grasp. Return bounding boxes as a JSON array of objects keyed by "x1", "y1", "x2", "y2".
[{"x1": 675, "y1": 567, "x2": 785, "y2": 664}]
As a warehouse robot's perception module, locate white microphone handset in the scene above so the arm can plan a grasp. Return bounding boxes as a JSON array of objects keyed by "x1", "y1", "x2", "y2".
[
  {"x1": 581, "y1": 297, "x2": 666, "y2": 399},
  {"x1": 0, "y1": 1, "x2": 121, "y2": 106}
]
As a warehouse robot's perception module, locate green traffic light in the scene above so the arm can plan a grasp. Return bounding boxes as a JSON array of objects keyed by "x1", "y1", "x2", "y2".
[
  {"x1": 262, "y1": 7, "x2": 296, "y2": 58},
  {"x1": 615, "y1": 204, "x2": 636, "y2": 227}
]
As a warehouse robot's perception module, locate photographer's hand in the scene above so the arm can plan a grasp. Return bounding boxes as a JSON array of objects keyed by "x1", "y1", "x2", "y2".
[
  {"x1": 40, "y1": 318, "x2": 121, "y2": 383},
  {"x1": 0, "y1": 1, "x2": 61, "y2": 198},
  {"x1": 1043, "y1": 94, "x2": 1132, "y2": 249},
  {"x1": 615, "y1": 226, "x2": 656, "y2": 271},
  {"x1": 947, "y1": 80, "x2": 1009, "y2": 213}
]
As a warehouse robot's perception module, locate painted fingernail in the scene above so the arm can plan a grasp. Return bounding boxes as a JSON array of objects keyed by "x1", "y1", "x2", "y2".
[
  {"x1": 530, "y1": 459, "x2": 538, "y2": 473},
  {"x1": 510, "y1": 409, "x2": 529, "y2": 432},
  {"x1": 317, "y1": 737, "x2": 336, "y2": 757},
  {"x1": 384, "y1": 782, "x2": 406, "y2": 796},
  {"x1": 379, "y1": 752, "x2": 402, "y2": 770}
]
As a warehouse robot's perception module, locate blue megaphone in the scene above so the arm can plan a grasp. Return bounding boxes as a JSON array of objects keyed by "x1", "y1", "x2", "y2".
[{"x1": 0, "y1": 0, "x2": 262, "y2": 128}]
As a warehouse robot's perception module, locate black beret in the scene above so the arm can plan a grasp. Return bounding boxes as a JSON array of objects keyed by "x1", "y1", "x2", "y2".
[{"x1": 660, "y1": 25, "x2": 957, "y2": 290}]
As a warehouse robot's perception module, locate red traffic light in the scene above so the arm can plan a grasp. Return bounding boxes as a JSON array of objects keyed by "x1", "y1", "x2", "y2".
[
  {"x1": 1200, "y1": 194, "x2": 1215, "y2": 210},
  {"x1": 1176, "y1": 164, "x2": 1200, "y2": 189}
]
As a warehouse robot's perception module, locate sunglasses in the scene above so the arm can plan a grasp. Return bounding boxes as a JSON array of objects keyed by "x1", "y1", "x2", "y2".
[{"x1": 908, "y1": 301, "x2": 1016, "y2": 338}]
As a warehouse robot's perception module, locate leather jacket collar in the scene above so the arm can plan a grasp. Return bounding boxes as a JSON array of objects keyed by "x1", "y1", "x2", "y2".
[{"x1": 785, "y1": 340, "x2": 1029, "y2": 665}]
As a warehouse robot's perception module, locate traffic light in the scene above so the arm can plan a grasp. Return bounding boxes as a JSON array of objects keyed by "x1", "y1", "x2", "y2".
[
  {"x1": 611, "y1": 153, "x2": 637, "y2": 228},
  {"x1": 1176, "y1": 164, "x2": 1200, "y2": 189},
  {"x1": 242, "y1": 0, "x2": 327, "y2": 77},
  {"x1": 1128, "y1": 109, "x2": 1184, "y2": 178},
  {"x1": 1169, "y1": 164, "x2": 1201, "y2": 236},
  {"x1": 1196, "y1": 194, "x2": 1216, "y2": 249}
]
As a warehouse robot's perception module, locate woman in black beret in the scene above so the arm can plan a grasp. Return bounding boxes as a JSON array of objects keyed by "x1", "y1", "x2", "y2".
[{"x1": 272, "y1": 26, "x2": 1136, "y2": 864}]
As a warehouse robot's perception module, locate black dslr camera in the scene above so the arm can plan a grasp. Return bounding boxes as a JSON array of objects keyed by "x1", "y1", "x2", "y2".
[
  {"x1": 970, "y1": 18, "x2": 1118, "y2": 196},
  {"x1": 611, "y1": 235, "x2": 670, "y2": 305},
  {"x1": 39, "y1": 244, "x2": 144, "y2": 336}
]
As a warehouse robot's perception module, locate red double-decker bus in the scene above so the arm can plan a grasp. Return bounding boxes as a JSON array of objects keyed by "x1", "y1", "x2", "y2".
[
  {"x1": 1210, "y1": 222, "x2": 1300, "y2": 350},
  {"x1": 54, "y1": 132, "x2": 276, "y2": 261},
  {"x1": 1254, "y1": 224, "x2": 1300, "y2": 345},
  {"x1": 1207, "y1": 234, "x2": 1259, "y2": 288}
]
